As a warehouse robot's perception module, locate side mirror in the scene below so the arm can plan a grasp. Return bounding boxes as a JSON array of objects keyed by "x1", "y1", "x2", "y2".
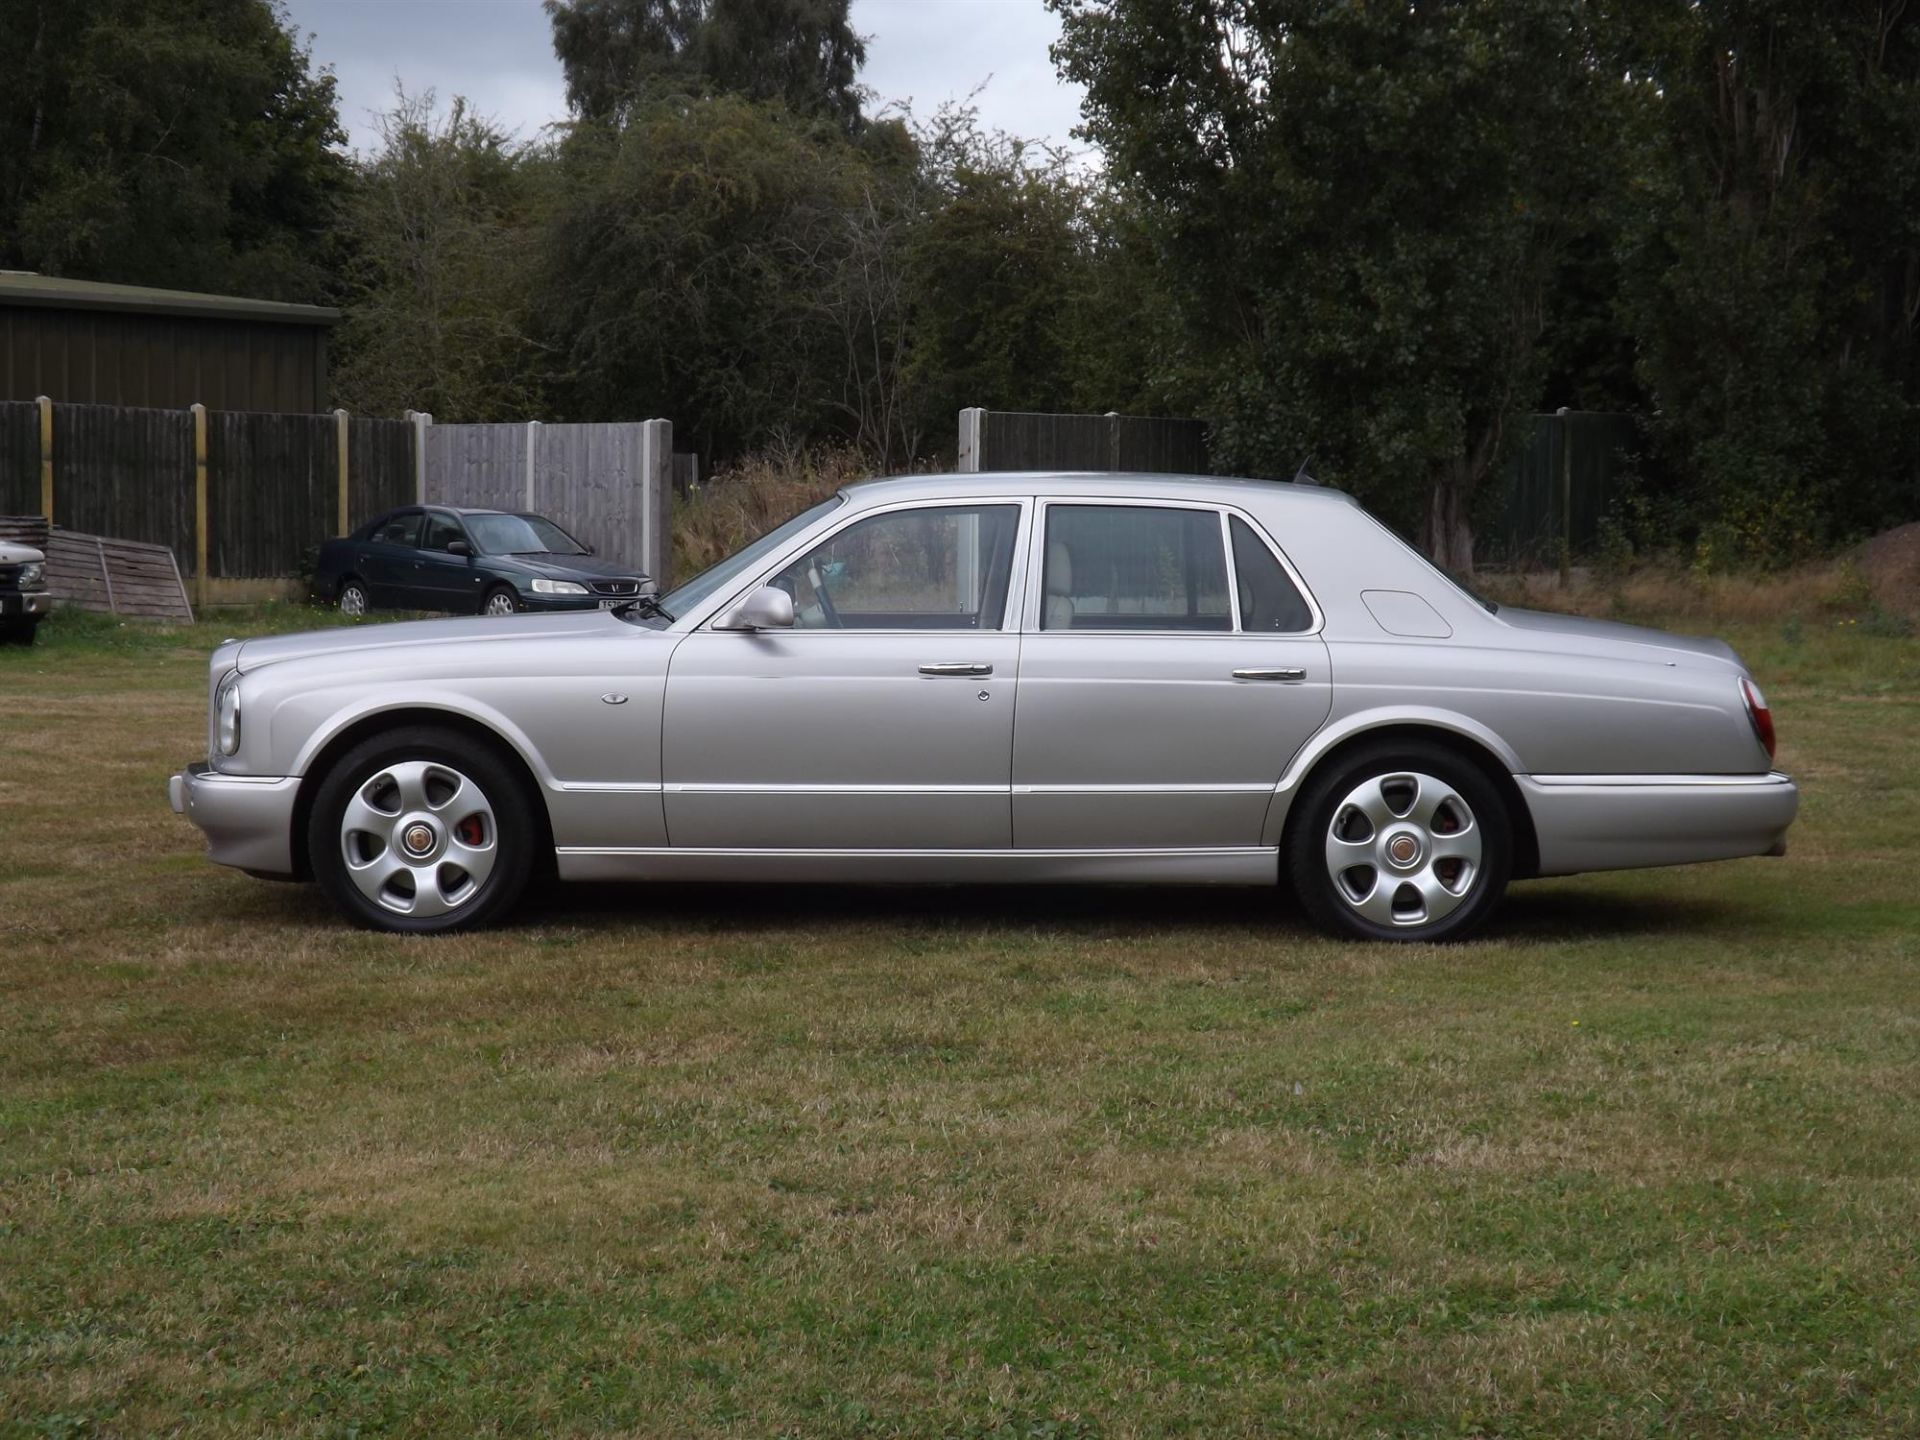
[
  {"x1": 447, "y1": 539, "x2": 472, "y2": 557},
  {"x1": 714, "y1": 585, "x2": 795, "y2": 631}
]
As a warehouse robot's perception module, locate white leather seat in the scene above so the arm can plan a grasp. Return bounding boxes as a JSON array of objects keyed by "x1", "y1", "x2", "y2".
[{"x1": 1044, "y1": 541, "x2": 1075, "y2": 630}]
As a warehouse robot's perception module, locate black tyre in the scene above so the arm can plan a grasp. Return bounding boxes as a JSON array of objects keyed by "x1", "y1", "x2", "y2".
[
  {"x1": 308, "y1": 725, "x2": 538, "y2": 933},
  {"x1": 481, "y1": 585, "x2": 519, "y2": 617},
  {"x1": 1, "y1": 618, "x2": 37, "y2": 646},
  {"x1": 336, "y1": 577, "x2": 370, "y2": 616},
  {"x1": 1286, "y1": 739, "x2": 1511, "y2": 943}
]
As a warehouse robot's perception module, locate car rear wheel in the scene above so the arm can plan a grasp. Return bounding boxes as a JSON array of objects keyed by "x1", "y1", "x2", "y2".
[
  {"x1": 337, "y1": 578, "x2": 369, "y2": 616},
  {"x1": 482, "y1": 586, "x2": 518, "y2": 617},
  {"x1": 308, "y1": 726, "x2": 536, "y2": 933},
  {"x1": 1287, "y1": 740, "x2": 1511, "y2": 943}
]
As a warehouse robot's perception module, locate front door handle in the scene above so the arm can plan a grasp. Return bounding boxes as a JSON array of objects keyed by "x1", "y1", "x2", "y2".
[
  {"x1": 1233, "y1": 667, "x2": 1307, "y2": 682},
  {"x1": 919, "y1": 662, "x2": 993, "y2": 677}
]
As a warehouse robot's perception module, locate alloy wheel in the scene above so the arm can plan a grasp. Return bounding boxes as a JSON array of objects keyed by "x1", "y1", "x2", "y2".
[
  {"x1": 339, "y1": 760, "x2": 498, "y2": 918},
  {"x1": 1323, "y1": 770, "x2": 1483, "y2": 928}
]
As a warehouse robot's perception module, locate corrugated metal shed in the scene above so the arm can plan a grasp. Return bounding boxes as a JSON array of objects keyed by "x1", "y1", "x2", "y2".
[{"x1": 0, "y1": 272, "x2": 340, "y2": 413}]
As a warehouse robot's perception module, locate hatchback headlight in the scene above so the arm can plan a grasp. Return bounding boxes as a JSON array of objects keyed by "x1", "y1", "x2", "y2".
[
  {"x1": 17, "y1": 561, "x2": 43, "y2": 588},
  {"x1": 530, "y1": 578, "x2": 589, "y2": 596},
  {"x1": 215, "y1": 671, "x2": 243, "y2": 756}
]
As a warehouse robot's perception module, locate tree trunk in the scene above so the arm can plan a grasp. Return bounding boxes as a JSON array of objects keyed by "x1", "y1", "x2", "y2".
[{"x1": 1422, "y1": 459, "x2": 1477, "y2": 578}]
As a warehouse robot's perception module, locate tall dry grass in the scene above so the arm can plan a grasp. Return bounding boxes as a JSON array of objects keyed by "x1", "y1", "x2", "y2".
[
  {"x1": 1478, "y1": 558, "x2": 1900, "y2": 629},
  {"x1": 672, "y1": 447, "x2": 945, "y2": 582}
]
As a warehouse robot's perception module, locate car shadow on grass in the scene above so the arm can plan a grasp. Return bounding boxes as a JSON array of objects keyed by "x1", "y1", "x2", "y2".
[{"x1": 516, "y1": 877, "x2": 1734, "y2": 946}]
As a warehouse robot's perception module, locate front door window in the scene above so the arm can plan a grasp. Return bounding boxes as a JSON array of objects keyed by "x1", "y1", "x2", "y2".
[{"x1": 769, "y1": 505, "x2": 1020, "y2": 630}]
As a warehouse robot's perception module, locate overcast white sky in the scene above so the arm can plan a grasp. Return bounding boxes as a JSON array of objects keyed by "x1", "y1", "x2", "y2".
[{"x1": 280, "y1": 0, "x2": 1089, "y2": 156}]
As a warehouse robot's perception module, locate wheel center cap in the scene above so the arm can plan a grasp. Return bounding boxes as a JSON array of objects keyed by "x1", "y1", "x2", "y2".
[
  {"x1": 402, "y1": 822, "x2": 436, "y2": 857},
  {"x1": 1386, "y1": 832, "x2": 1422, "y2": 868}
]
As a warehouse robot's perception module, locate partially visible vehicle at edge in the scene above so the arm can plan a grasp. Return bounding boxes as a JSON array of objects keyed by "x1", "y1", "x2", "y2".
[
  {"x1": 171, "y1": 472, "x2": 1797, "y2": 943},
  {"x1": 0, "y1": 540, "x2": 51, "y2": 644},
  {"x1": 312, "y1": 506, "x2": 649, "y2": 617}
]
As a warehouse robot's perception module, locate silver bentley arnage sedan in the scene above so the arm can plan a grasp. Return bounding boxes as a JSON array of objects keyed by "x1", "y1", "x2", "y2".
[{"x1": 169, "y1": 473, "x2": 1797, "y2": 941}]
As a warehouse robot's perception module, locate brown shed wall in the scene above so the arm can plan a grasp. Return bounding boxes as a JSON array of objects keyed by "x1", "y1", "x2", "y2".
[{"x1": 0, "y1": 305, "x2": 329, "y2": 413}]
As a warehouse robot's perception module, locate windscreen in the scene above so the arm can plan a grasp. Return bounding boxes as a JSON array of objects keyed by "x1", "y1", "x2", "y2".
[{"x1": 467, "y1": 513, "x2": 585, "y2": 555}]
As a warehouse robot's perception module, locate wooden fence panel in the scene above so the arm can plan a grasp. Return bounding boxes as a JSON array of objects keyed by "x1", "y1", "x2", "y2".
[
  {"x1": 0, "y1": 401, "x2": 37, "y2": 515},
  {"x1": 348, "y1": 416, "x2": 415, "y2": 526},
  {"x1": 1481, "y1": 411, "x2": 1639, "y2": 565},
  {"x1": 961, "y1": 409, "x2": 1210, "y2": 475},
  {"x1": 425, "y1": 423, "x2": 524, "y2": 514},
  {"x1": 52, "y1": 402, "x2": 195, "y2": 567},
  {"x1": 207, "y1": 411, "x2": 334, "y2": 578},
  {"x1": 426, "y1": 419, "x2": 670, "y2": 582}
]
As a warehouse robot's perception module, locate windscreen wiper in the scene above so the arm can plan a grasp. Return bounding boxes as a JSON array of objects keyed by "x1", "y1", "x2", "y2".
[{"x1": 612, "y1": 593, "x2": 675, "y2": 621}]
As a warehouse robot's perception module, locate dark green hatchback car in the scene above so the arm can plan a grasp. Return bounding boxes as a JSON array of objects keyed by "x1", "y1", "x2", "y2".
[{"x1": 313, "y1": 506, "x2": 652, "y2": 617}]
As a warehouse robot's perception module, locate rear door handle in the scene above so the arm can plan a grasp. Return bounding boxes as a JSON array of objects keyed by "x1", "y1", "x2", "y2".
[
  {"x1": 1233, "y1": 667, "x2": 1307, "y2": 682},
  {"x1": 919, "y1": 662, "x2": 993, "y2": 677}
]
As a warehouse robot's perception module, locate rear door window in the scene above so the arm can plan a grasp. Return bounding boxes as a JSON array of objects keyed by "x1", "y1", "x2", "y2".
[{"x1": 1041, "y1": 504, "x2": 1231, "y2": 631}]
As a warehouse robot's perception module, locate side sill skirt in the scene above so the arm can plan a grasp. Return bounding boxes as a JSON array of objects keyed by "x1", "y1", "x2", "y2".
[{"x1": 554, "y1": 845, "x2": 1280, "y2": 886}]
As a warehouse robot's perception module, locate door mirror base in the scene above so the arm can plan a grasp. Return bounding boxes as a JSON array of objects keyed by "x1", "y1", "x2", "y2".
[{"x1": 713, "y1": 585, "x2": 796, "y2": 631}]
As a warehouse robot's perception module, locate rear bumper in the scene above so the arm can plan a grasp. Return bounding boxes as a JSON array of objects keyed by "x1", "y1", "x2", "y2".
[
  {"x1": 1519, "y1": 771, "x2": 1799, "y2": 877},
  {"x1": 169, "y1": 762, "x2": 299, "y2": 877}
]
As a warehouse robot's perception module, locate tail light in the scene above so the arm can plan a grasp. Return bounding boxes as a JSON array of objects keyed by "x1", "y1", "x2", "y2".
[{"x1": 1741, "y1": 677, "x2": 1776, "y2": 761}]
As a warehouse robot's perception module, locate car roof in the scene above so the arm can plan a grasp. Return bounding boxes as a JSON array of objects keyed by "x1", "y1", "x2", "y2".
[{"x1": 840, "y1": 470, "x2": 1356, "y2": 508}]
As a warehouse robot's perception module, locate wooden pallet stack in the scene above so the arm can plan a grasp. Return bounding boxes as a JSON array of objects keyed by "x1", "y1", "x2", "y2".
[{"x1": 0, "y1": 516, "x2": 194, "y2": 623}]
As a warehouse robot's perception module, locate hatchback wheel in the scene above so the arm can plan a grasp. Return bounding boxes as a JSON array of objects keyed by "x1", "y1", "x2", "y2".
[
  {"x1": 337, "y1": 579, "x2": 369, "y2": 616},
  {"x1": 309, "y1": 726, "x2": 536, "y2": 933},
  {"x1": 1287, "y1": 740, "x2": 1511, "y2": 942},
  {"x1": 482, "y1": 586, "x2": 519, "y2": 617}
]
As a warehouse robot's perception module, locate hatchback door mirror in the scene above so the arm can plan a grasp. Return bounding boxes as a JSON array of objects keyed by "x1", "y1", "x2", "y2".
[
  {"x1": 714, "y1": 585, "x2": 795, "y2": 631},
  {"x1": 446, "y1": 539, "x2": 472, "y2": 557}
]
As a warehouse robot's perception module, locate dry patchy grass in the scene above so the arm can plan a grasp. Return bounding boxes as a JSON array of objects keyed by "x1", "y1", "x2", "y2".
[{"x1": 2, "y1": 602, "x2": 1918, "y2": 1437}]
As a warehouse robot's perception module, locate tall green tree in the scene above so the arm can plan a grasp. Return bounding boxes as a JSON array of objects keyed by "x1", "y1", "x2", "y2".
[
  {"x1": 545, "y1": 0, "x2": 866, "y2": 131},
  {"x1": 1053, "y1": 0, "x2": 1615, "y2": 571},
  {"x1": 330, "y1": 92, "x2": 549, "y2": 421},
  {"x1": 0, "y1": 0, "x2": 347, "y2": 300},
  {"x1": 1608, "y1": 0, "x2": 1920, "y2": 564}
]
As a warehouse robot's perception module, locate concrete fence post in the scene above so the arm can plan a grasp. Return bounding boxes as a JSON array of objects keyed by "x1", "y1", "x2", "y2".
[
  {"x1": 1556, "y1": 405, "x2": 1572, "y2": 588},
  {"x1": 406, "y1": 409, "x2": 433, "y2": 503},
  {"x1": 190, "y1": 402, "x2": 209, "y2": 608},
  {"x1": 524, "y1": 420, "x2": 541, "y2": 511},
  {"x1": 1106, "y1": 411, "x2": 1121, "y2": 471},
  {"x1": 35, "y1": 395, "x2": 53, "y2": 521},
  {"x1": 638, "y1": 417, "x2": 672, "y2": 588},
  {"x1": 957, "y1": 407, "x2": 985, "y2": 472},
  {"x1": 333, "y1": 408, "x2": 351, "y2": 536}
]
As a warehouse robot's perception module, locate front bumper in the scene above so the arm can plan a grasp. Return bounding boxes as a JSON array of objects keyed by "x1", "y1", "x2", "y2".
[
  {"x1": 1519, "y1": 771, "x2": 1799, "y2": 877},
  {"x1": 0, "y1": 591, "x2": 51, "y2": 618},
  {"x1": 515, "y1": 593, "x2": 632, "y2": 613},
  {"x1": 169, "y1": 762, "x2": 300, "y2": 877}
]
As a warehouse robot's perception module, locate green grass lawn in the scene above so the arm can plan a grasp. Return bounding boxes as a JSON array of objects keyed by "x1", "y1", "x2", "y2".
[{"x1": 2, "y1": 604, "x2": 1918, "y2": 1437}]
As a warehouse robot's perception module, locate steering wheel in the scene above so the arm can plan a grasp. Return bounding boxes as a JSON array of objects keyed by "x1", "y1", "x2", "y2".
[{"x1": 808, "y1": 561, "x2": 844, "y2": 628}]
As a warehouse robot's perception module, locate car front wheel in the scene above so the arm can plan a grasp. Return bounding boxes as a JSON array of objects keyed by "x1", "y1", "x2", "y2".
[
  {"x1": 1287, "y1": 740, "x2": 1511, "y2": 943},
  {"x1": 482, "y1": 586, "x2": 518, "y2": 617},
  {"x1": 308, "y1": 726, "x2": 536, "y2": 933}
]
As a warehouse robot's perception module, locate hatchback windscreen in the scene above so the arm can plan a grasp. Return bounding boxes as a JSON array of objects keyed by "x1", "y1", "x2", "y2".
[{"x1": 467, "y1": 514, "x2": 585, "y2": 555}]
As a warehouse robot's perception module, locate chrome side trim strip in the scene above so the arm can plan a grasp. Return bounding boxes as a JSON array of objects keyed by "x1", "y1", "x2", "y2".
[
  {"x1": 658, "y1": 782, "x2": 1280, "y2": 796},
  {"x1": 556, "y1": 844, "x2": 1278, "y2": 859},
  {"x1": 1526, "y1": 771, "x2": 1794, "y2": 788},
  {"x1": 552, "y1": 780, "x2": 665, "y2": 793},
  {"x1": 1011, "y1": 782, "x2": 1277, "y2": 795}
]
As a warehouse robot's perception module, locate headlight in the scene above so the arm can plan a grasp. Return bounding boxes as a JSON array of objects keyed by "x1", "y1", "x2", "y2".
[
  {"x1": 215, "y1": 671, "x2": 243, "y2": 756},
  {"x1": 529, "y1": 578, "x2": 589, "y2": 596},
  {"x1": 17, "y1": 561, "x2": 42, "y2": 588}
]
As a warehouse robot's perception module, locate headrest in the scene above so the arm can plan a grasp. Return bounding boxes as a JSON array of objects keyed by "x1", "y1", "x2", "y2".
[{"x1": 1046, "y1": 541, "x2": 1073, "y2": 595}]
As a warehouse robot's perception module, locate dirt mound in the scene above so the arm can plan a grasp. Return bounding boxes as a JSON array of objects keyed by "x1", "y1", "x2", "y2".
[{"x1": 1856, "y1": 521, "x2": 1920, "y2": 618}]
